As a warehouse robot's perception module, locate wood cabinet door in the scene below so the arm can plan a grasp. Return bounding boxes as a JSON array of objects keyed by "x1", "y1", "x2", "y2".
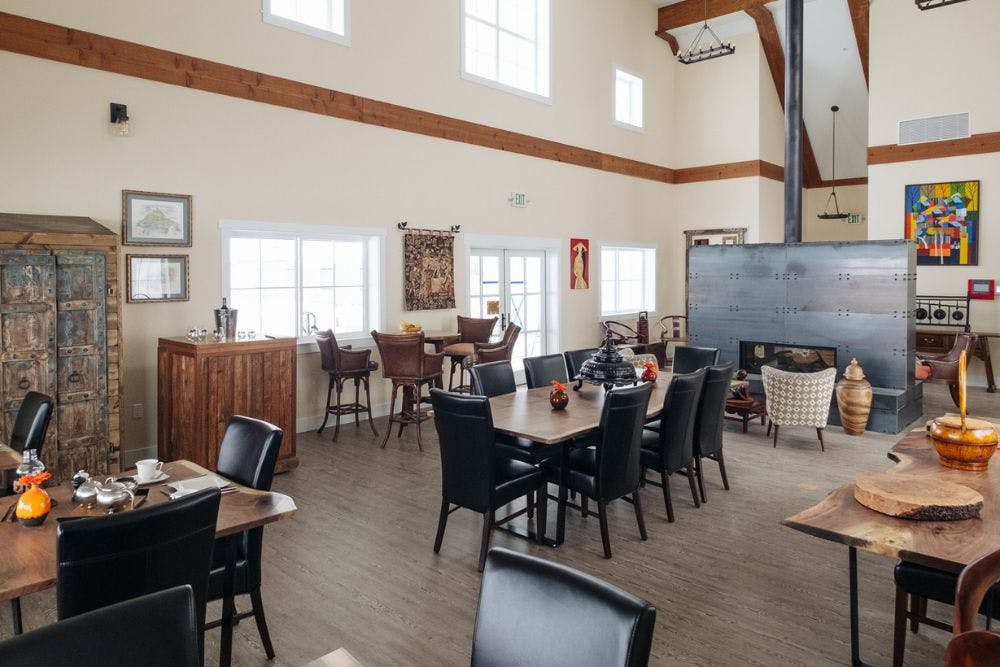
[
  {"x1": 0, "y1": 251, "x2": 57, "y2": 458},
  {"x1": 54, "y1": 251, "x2": 108, "y2": 478}
]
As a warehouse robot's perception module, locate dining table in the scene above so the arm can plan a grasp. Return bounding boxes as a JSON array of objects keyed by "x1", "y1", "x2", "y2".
[
  {"x1": 0, "y1": 443, "x2": 21, "y2": 472},
  {"x1": 782, "y1": 425, "x2": 1000, "y2": 666},
  {"x1": 488, "y1": 371, "x2": 674, "y2": 545},
  {"x1": 0, "y1": 459, "x2": 297, "y2": 667}
]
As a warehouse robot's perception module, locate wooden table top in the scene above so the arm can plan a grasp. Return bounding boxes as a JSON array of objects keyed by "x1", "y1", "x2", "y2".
[
  {"x1": 783, "y1": 426, "x2": 1000, "y2": 574},
  {"x1": 0, "y1": 460, "x2": 297, "y2": 601},
  {"x1": 489, "y1": 372, "x2": 674, "y2": 444},
  {"x1": 0, "y1": 444, "x2": 21, "y2": 472}
]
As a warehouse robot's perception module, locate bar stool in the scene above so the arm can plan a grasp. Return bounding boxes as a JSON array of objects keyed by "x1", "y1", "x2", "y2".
[
  {"x1": 371, "y1": 330, "x2": 444, "y2": 451},
  {"x1": 316, "y1": 330, "x2": 378, "y2": 441},
  {"x1": 442, "y1": 315, "x2": 497, "y2": 393}
]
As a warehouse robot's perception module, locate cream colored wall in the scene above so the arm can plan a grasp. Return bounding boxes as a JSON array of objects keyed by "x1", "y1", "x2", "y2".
[
  {"x1": 868, "y1": 1, "x2": 1000, "y2": 387},
  {"x1": 802, "y1": 185, "x2": 868, "y2": 241}
]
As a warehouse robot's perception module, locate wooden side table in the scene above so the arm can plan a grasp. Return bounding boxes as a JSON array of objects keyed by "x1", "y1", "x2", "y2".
[{"x1": 725, "y1": 381, "x2": 767, "y2": 433}]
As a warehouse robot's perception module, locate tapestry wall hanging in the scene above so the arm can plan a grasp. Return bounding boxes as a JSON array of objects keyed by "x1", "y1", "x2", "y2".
[
  {"x1": 905, "y1": 181, "x2": 980, "y2": 266},
  {"x1": 404, "y1": 231, "x2": 455, "y2": 310}
]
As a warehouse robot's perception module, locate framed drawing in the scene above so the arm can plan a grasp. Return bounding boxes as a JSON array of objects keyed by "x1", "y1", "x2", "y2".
[
  {"x1": 570, "y1": 238, "x2": 589, "y2": 289},
  {"x1": 122, "y1": 190, "x2": 192, "y2": 246},
  {"x1": 905, "y1": 181, "x2": 980, "y2": 266},
  {"x1": 126, "y1": 254, "x2": 189, "y2": 303}
]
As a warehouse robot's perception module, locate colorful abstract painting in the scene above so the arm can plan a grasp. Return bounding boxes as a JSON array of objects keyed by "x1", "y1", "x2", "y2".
[{"x1": 905, "y1": 181, "x2": 980, "y2": 266}]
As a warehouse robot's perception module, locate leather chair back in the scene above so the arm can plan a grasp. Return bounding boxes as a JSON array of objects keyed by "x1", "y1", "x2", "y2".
[
  {"x1": 672, "y1": 346, "x2": 720, "y2": 374},
  {"x1": 564, "y1": 348, "x2": 599, "y2": 380},
  {"x1": 57, "y1": 488, "x2": 220, "y2": 652},
  {"x1": 470, "y1": 360, "x2": 517, "y2": 398},
  {"x1": 372, "y1": 330, "x2": 426, "y2": 380},
  {"x1": 694, "y1": 363, "x2": 735, "y2": 458},
  {"x1": 594, "y1": 382, "x2": 654, "y2": 502},
  {"x1": 473, "y1": 548, "x2": 656, "y2": 667},
  {"x1": 523, "y1": 353, "x2": 568, "y2": 389},
  {"x1": 216, "y1": 416, "x2": 283, "y2": 592},
  {"x1": 0, "y1": 586, "x2": 200, "y2": 667},
  {"x1": 10, "y1": 391, "x2": 53, "y2": 456},
  {"x1": 430, "y1": 389, "x2": 496, "y2": 513},
  {"x1": 654, "y1": 369, "x2": 707, "y2": 473},
  {"x1": 458, "y1": 315, "x2": 498, "y2": 344},
  {"x1": 315, "y1": 329, "x2": 340, "y2": 372},
  {"x1": 475, "y1": 324, "x2": 521, "y2": 364}
]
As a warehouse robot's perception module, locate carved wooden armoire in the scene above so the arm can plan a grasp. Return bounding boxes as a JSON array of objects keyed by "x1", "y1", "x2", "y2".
[{"x1": 0, "y1": 214, "x2": 122, "y2": 480}]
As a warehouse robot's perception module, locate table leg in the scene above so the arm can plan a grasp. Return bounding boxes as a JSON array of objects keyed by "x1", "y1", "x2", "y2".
[
  {"x1": 10, "y1": 598, "x2": 21, "y2": 635},
  {"x1": 979, "y1": 336, "x2": 996, "y2": 393},
  {"x1": 556, "y1": 445, "x2": 569, "y2": 545},
  {"x1": 848, "y1": 546, "x2": 871, "y2": 667},
  {"x1": 219, "y1": 535, "x2": 238, "y2": 667}
]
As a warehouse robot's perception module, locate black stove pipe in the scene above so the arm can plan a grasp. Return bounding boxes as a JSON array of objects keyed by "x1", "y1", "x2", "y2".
[{"x1": 783, "y1": 0, "x2": 804, "y2": 243}]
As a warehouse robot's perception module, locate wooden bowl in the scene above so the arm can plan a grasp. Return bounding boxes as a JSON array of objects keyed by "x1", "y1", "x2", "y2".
[{"x1": 928, "y1": 415, "x2": 999, "y2": 471}]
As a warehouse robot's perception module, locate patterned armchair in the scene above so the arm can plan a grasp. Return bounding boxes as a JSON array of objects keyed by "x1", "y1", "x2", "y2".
[{"x1": 761, "y1": 366, "x2": 837, "y2": 451}]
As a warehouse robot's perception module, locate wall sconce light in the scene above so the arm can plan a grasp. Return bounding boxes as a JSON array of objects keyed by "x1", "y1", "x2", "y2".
[{"x1": 109, "y1": 102, "x2": 131, "y2": 137}]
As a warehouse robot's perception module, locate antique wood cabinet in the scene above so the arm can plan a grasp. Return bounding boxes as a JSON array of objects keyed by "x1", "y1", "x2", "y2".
[
  {"x1": 157, "y1": 336, "x2": 298, "y2": 472},
  {"x1": 0, "y1": 214, "x2": 122, "y2": 480}
]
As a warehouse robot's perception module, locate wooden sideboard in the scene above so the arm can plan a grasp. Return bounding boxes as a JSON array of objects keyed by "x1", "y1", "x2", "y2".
[
  {"x1": 916, "y1": 329, "x2": 996, "y2": 393},
  {"x1": 157, "y1": 336, "x2": 299, "y2": 473}
]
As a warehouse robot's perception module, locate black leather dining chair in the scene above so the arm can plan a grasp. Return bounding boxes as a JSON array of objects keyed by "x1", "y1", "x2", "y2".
[
  {"x1": 564, "y1": 347, "x2": 599, "y2": 386},
  {"x1": 564, "y1": 382, "x2": 654, "y2": 558},
  {"x1": 0, "y1": 585, "x2": 200, "y2": 667},
  {"x1": 671, "y1": 346, "x2": 720, "y2": 374},
  {"x1": 9, "y1": 391, "x2": 53, "y2": 456},
  {"x1": 472, "y1": 548, "x2": 656, "y2": 667},
  {"x1": 205, "y1": 415, "x2": 283, "y2": 659},
  {"x1": 693, "y1": 362, "x2": 735, "y2": 503},
  {"x1": 469, "y1": 360, "x2": 517, "y2": 398},
  {"x1": 56, "y1": 488, "x2": 221, "y2": 656},
  {"x1": 430, "y1": 390, "x2": 550, "y2": 571},
  {"x1": 523, "y1": 353, "x2": 568, "y2": 389},
  {"x1": 640, "y1": 368, "x2": 706, "y2": 522}
]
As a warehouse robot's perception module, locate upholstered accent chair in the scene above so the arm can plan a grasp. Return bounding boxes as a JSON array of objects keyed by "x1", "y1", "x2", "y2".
[{"x1": 761, "y1": 366, "x2": 837, "y2": 451}]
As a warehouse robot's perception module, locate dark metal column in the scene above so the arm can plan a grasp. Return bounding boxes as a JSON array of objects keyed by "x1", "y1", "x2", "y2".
[{"x1": 783, "y1": 0, "x2": 804, "y2": 243}]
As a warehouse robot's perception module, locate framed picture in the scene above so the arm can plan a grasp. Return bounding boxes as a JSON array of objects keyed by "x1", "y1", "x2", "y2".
[
  {"x1": 570, "y1": 238, "x2": 589, "y2": 289},
  {"x1": 122, "y1": 190, "x2": 192, "y2": 246},
  {"x1": 126, "y1": 254, "x2": 189, "y2": 303},
  {"x1": 905, "y1": 181, "x2": 980, "y2": 266}
]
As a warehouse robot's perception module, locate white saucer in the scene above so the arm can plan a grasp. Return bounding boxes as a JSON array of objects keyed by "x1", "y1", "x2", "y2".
[{"x1": 137, "y1": 471, "x2": 169, "y2": 485}]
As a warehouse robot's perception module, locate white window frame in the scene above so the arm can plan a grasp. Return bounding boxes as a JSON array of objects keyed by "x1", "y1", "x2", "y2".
[
  {"x1": 219, "y1": 220, "x2": 384, "y2": 348},
  {"x1": 598, "y1": 242, "x2": 656, "y2": 319},
  {"x1": 613, "y1": 65, "x2": 644, "y2": 132},
  {"x1": 262, "y1": 0, "x2": 351, "y2": 46},
  {"x1": 460, "y1": 0, "x2": 552, "y2": 104}
]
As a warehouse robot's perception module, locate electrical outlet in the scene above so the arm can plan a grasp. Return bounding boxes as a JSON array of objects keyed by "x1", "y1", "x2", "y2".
[{"x1": 131, "y1": 403, "x2": 144, "y2": 420}]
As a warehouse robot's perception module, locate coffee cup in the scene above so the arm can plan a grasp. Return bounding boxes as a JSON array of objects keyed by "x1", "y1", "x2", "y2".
[{"x1": 136, "y1": 459, "x2": 164, "y2": 482}]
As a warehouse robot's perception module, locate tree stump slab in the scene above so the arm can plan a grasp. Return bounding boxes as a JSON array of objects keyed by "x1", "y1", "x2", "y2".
[{"x1": 854, "y1": 472, "x2": 984, "y2": 521}]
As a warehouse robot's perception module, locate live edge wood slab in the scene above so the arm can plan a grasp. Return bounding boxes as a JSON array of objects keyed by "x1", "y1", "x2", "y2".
[{"x1": 783, "y1": 426, "x2": 1000, "y2": 573}]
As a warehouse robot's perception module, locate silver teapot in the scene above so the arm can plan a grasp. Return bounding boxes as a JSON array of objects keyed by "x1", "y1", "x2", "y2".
[
  {"x1": 72, "y1": 476, "x2": 101, "y2": 509},
  {"x1": 95, "y1": 477, "x2": 136, "y2": 513}
]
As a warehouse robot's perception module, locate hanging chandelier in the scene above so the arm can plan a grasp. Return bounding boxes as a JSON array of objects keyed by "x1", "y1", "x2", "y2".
[
  {"x1": 915, "y1": 0, "x2": 970, "y2": 9},
  {"x1": 818, "y1": 105, "x2": 850, "y2": 220},
  {"x1": 677, "y1": 0, "x2": 736, "y2": 65}
]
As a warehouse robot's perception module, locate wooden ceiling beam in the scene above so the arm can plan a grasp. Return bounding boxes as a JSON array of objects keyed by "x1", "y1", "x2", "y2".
[
  {"x1": 846, "y1": 0, "x2": 869, "y2": 87},
  {"x1": 746, "y1": 5, "x2": 823, "y2": 188},
  {"x1": 654, "y1": 30, "x2": 680, "y2": 56},
  {"x1": 658, "y1": 0, "x2": 768, "y2": 33}
]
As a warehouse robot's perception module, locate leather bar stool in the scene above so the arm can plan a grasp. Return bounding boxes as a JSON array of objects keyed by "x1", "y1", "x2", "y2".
[
  {"x1": 371, "y1": 330, "x2": 444, "y2": 451},
  {"x1": 315, "y1": 329, "x2": 378, "y2": 441},
  {"x1": 442, "y1": 315, "x2": 497, "y2": 393}
]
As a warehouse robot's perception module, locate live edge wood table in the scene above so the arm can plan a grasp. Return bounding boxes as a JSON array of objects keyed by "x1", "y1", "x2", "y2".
[
  {"x1": 0, "y1": 460, "x2": 297, "y2": 667},
  {"x1": 783, "y1": 427, "x2": 1000, "y2": 666},
  {"x1": 488, "y1": 372, "x2": 673, "y2": 545}
]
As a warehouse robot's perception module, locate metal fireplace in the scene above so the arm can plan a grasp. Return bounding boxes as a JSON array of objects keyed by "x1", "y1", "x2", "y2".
[{"x1": 739, "y1": 341, "x2": 837, "y2": 375}]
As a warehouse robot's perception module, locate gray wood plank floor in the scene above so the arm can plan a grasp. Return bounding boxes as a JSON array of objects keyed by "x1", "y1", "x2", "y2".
[{"x1": 3, "y1": 384, "x2": 997, "y2": 666}]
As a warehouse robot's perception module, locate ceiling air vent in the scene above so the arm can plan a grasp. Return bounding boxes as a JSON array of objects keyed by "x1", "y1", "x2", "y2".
[{"x1": 898, "y1": 112, "x2": 970, "y2": 145}]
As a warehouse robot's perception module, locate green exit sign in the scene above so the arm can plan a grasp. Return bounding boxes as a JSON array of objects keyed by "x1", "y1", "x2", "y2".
[{"x1": 510, "y1": 192, "x2": 528, "y2": 208}]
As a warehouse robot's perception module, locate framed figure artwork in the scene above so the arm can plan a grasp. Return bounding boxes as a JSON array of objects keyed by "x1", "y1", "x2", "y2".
[{"x1": 570, "y1": 238, "x2": 589, "y2": 289}]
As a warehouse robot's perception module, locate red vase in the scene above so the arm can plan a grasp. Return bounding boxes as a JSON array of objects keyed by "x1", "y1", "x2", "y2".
[
  {"x1": 549, "y1": 389, "x2": 569, "y2": 410},
  {"x1": 641, "y1": 367, "x2": 658, "y2": 382}
]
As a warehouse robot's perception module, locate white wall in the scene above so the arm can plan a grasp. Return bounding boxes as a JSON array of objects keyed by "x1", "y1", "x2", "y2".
[{"x1": 803, "y1": 184, "x2": 868, "y2": 241}]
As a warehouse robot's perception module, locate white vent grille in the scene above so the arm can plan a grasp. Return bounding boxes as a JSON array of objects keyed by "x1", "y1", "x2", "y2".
[{"x1": 898, "y1": 112, "x2": 970, "y2": 145}]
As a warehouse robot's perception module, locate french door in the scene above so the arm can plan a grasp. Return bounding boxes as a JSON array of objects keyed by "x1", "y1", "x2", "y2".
[{"x1": 469, "y1": 249, "x2": 548, "y2": 378}]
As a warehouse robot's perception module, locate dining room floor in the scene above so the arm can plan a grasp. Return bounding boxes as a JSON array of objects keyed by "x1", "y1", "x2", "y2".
[{"x1": 3, "y1": 383, "x2": 998, "y2": 666}]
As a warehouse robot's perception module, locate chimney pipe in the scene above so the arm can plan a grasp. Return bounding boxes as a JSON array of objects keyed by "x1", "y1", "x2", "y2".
[{"x1": 783, "y1": 0, "x2": 804, "y2": 243}]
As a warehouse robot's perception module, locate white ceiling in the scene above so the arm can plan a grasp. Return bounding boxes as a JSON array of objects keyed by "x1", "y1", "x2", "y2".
[{"x1": 653, "y1": 0, "x2": 869, "y2": 181}]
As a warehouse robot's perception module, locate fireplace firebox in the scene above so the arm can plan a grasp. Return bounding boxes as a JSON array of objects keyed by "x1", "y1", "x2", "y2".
[{"x1": 739, "y1": 341, "x2": 837, "y2": 375}]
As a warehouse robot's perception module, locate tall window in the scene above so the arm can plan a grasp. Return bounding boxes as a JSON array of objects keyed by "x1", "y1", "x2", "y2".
[
  {"x1": 263, "y1": 0, "x2": 349, "y2": 45},
  {"x1": 462, "y1": 0, "x2": 551, "y2": 100},
  {"x1": 614, "y1": 68, "x2": 643, "y2": 130},
  {"x1": 600, "y1": 245, "x2": 656, "y2": 317},
  {"x1": 221, "y1": 221, "x2": 382, "y2": 340}
]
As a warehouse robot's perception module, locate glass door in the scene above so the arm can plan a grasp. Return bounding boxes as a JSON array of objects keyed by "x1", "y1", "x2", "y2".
[{"x1": 469, "y1": 248, "x2": 548, "y2": 379}]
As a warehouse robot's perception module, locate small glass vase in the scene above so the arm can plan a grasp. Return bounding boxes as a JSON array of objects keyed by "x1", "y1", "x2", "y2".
[{"x1": 549, "y1": 389, "x2": 569, "y2": 410}]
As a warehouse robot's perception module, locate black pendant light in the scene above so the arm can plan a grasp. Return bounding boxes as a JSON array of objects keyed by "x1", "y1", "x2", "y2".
[
  {"x1": 915, "y1": 0, "x2": 970, "y2": 9},
  {"x1": 677, "y1": 0, "x2": 736, "y2": 65},
  {"x1": 818, "y1": 105, "x2": 850, "y2": 220}
]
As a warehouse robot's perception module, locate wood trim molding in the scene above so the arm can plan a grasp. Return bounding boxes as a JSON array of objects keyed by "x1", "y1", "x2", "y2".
[
  {"x1": 846, "y1": 0, "x2": 869, "y2": 88},
  {"x1": 674, "y1": 160, "x2": 783, "y2": 184},
  {"x1": 814, "y1": 177, "x2": 868, "y2": 189},
  {"x1": 746, "y1": 5, "x2": 822, "y2": 189},
  {"x1": 868, "y1": 132, "x2": 1000, "y2": 165},
  {"x1": 658, "y1": 0, "x2": 767, "y2": 33},
  {"x1": 654, "y1": 30, "x2": 680, "y2": 56}
]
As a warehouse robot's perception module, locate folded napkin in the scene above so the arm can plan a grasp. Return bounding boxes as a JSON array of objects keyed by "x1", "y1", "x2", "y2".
[{"x1": 168, "y1": 474, "x2": 234, "y2": 499}]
